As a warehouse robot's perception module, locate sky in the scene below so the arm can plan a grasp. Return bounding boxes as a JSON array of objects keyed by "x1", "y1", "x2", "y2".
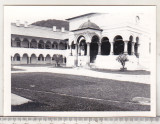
[{"x1": 4, "y1": 6, "x2": 155, "y2": 26}]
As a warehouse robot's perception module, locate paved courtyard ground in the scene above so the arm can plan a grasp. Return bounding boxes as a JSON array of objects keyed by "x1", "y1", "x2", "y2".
[{"x1": 11, "y1": 65, "x2": 150, "y2": 111}]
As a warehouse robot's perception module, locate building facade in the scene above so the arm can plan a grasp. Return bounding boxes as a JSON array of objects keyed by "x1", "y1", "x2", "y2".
[
  {"x1": 11, "y1": 20, "x2": 69, "y2": 65},
  {"x1": 11, "y1": 13, "x2": 151, "y2": 70}
]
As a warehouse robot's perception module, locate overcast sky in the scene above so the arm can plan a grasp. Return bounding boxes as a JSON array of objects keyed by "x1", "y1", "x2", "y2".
[{"x1": 4, "y1": 6, "x2": 155, "y2": 26}]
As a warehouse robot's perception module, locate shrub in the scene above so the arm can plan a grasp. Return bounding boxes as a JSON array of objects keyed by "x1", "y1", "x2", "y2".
[
  {"x1": 116, "y1": 54, "x2": 129, "y2": 71},
  {"x1": 53, "y1": 54, "x2": 63, "y2": 67}
]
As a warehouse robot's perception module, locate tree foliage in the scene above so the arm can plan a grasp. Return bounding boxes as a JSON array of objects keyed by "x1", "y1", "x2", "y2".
[
  {"x1": 53, "y1": 54, "x2": 63, "y2": 67},
  {"x1": 116, "y1": 54, "x2": 129, "y2": 70},
  {"x1": 32, "y1": 19, "x2": 69, "y2": 30}
]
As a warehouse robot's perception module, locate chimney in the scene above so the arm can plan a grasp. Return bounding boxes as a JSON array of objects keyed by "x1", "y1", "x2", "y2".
[
  {"x1": 24, "y1": 21, "x2": 28, "y2": 27},
  {"x1": 61, "y1": 27, "x2": 65, "y2": 32},
  {"x1": 16, "y1": 20, "x2": 20, "y2": 27},
  {"x1": 53, "y1": 26, "x2": 56, "y2": 31}
]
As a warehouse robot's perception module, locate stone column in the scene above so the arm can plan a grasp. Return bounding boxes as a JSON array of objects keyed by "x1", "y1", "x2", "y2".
[
  {"x1": 57, "y1": 42, "x2": 60, "y2": 50},
  {"x1": 78, "y1": 45, "x2": 81, "y2": 56},
  {"x1": 110, "y1": 42, "x2": 114, "y2": 55},
  {"x1": 28, "y1": 42, "x2": 30, "y2": 48},
  {"x1": 87, "y1": 42, "x2": 90, "y2": 65},
  {"x1": 87, "y1": 43, "x2": 90, "y2": 56},
  {"x1": 37, "y1": 41, "x2": 39, "y2": 49},
  {"x1": 36, "y1": 57, "x2": 38, "y2": 64},
  {"x1": 20, "y1": 57, "x2": 22, "y2": 64},
  {"x1": 28, "y1": 57, "x2": 30, "y2": 64},
  {"x1": 124, "y1": 41, "x2": 128, "y2": 54},
  {"x1": 43, "y1": 57, "x2": 45, "y2": 64},
  {"x1": 74, "y1": 44, "x2": 78, "y2": 66},
  {"x1": 43, "y1": 42, "x2": 45, "y2": 49},
  {"x1": 98, "y1": 43, "x2": 101, "y2": 55},
  {"x1": 137, "y1": 43, "x2": 140, "y2": 57},
  {"x1": 131, "y1": 42, "x2": 135, "y2": 55},
  {"x1": 20, "y1": 41, "x2": 22, "y2": 48},
  {"x1": 51, "y1": 58, "x2": 52, "y2": 64},
  {"x1": 28, "y1": 39, "x2": 31, "y2": 48},
  {"x1": 11, "y1": 56, "x2": 13, "y2": 61},
  {"x1": 70, "y1": 45, "x2": 72, "y2": 56}
]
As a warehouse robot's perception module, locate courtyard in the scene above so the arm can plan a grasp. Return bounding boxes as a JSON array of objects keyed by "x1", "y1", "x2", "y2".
[{"x1": 11, "y1": 65, "x2": 150, "y2": 111}]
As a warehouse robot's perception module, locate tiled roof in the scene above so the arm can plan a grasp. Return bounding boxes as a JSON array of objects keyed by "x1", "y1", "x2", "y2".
[
  {"x1": 11, "y1": 23, "x2": 69, "y2": 40},
  {"x1": 79, "y1": 20, "x2": 101, "y2": 30}
]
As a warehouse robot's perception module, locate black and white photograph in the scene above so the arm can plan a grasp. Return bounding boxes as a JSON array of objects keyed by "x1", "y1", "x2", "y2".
[{"x1": 4, "y1": 6, "x2": 156, "y2": 117}]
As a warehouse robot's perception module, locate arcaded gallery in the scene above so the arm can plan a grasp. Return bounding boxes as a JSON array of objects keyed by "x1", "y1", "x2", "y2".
[{"x1": 11, "y1": 13, "x2": 151, "y2": 70}]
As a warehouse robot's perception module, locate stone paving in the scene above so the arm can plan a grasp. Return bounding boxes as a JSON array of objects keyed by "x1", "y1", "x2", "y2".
[{"x1": 12, "y1": 66, "x2": 150, "y2": 84}]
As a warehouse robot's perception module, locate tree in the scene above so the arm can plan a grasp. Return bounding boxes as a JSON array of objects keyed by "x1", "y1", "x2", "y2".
[
  {"x1": 53, "y1": 54, "x2": 63, "y2": 67},
  {"x1": 116, "y1": 53, "x2": 129, "y2": 71}
]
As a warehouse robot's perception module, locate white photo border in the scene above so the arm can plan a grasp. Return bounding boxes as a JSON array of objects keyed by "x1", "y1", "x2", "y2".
[{"x1": 3, "y1": 5, "x2": 156, "y2": 117}]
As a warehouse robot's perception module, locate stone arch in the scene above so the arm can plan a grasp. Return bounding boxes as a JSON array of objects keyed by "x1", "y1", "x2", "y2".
[
  {"x1": 77, "y1": 35, "x2": 85, "y2": 44},
  {"x1": 127, "y1": 35, "x2": 133, "y2": 55},
  {"x1": 101, "y1": 37, "x2": 111, "y2": 55},
  {"x1": 13, "y1": 37, "x2": 21, "y2": 47},
  {"x1": 37, "y1": 54, "x2": 44, "y2": 64},
  {"x1": 30, "y1": 54, "x2": 37, "y2": 64},
  {"x1": 38, "y1": 54, "x2": 44, "y2": 61},
  {"x1": 77, "y1": 35, "x2": 86, "y2": 56},
  {"x1": 13, "y1": 53, "x2": 21, "y2": 64},
  {"x1": 22, "y1": 53, "x2": 29, "y2": 64},
  {"x1": 52, "y1": 41, "x2": 58, "y2": 49},
  {"x1": 30, "y1": 39, "x2": 37, "y2": 48},
  {"x1": 45, "y1": 41, "x2": 52, "y2": 49},
  {"x1": 21, "y1": 38, "x2": 29, "y2": 48},
  {"x1": 59, "y1": 42, "x2": 65, "y2": 50},
  {"x1": 38, "y1": 40, "x2": 44, "y2": 49},
  {"x1": 90, "y1": 35, "x2": 99, "y2": 63},
  {"x1": 79, "y1": 39, "x2": 87, "y2": 56},
  {"x1": 113, "y1": 35, "x2": 124, "y2": 55},
  {"x1": 45, "y1": 54, "x2": 51, "y2": 64}
]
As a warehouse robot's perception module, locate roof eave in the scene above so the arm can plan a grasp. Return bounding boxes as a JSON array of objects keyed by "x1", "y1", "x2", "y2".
[{"x1": 71, "y1": 28, "x2": 103, "y2": 32}]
